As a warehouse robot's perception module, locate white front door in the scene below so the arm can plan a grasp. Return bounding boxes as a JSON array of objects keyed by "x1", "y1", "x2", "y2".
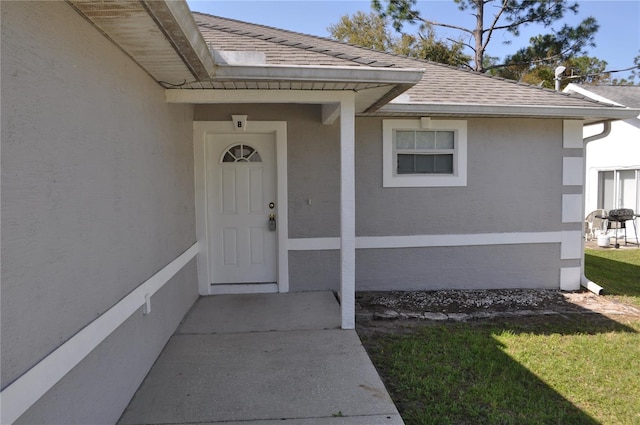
[{"x1": 207, "y1": 133, "x2": 277, "y2": 287}]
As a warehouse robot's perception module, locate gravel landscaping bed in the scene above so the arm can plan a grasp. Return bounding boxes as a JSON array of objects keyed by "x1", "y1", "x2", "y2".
[{"x1": 356, "y1": 288, "x2": 640, "y2": 323}]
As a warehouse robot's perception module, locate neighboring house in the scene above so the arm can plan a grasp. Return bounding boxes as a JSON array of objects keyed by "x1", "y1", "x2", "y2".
[
  {"x1": 1, "y1": 2, "x2": 637, "y2": 423},
  {"x1": 563, "y1": 84, "x2": 640, "y2": 241}
]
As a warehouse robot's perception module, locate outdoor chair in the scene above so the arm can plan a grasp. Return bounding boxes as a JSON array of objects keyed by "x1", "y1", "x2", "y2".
[{"x1": 584, "y1": 209, "x2": 608, "y2": 241}]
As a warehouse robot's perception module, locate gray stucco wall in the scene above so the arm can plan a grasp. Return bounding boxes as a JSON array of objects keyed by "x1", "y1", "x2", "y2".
[
  {"x1": 289, "y1": 251, "x2": 340, "y2": 292},
  {"x1": 356, "y1": 245, "x2": 561, "y2": 291},
  {"x1": 355, "y1": 117, "x2": 564, "y2": 236},
  {"x1": 195, "y1": 107, "x2": 567, "y2": 292},
  {"x1": 194, "y1": 110, "x2": 564, "y2": 239},
  {"x1": 15, "y1": 263, "x2": 198, "y2": 425},
  {"x1": 1, "y1": 2, "x2": 198, "y2": 421},
  {"x1": 352, "y1": 117, "x2": 565, "y2": 290},
  {"x1": 289, "y1": 242, "x2": 563, "y2": 292}
]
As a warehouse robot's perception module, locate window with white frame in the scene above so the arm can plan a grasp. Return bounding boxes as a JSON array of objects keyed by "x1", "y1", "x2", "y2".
[
  {"x1": 598, "y1": 169, "x2": 639, "y2": 211},
  {"x1": 383, "y1": 118, "x2": 467, "y2": 187}
]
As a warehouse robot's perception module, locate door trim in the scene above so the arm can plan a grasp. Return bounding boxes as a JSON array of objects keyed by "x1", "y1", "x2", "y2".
[{"x1": 194, "y1": 121, "x2": 289, "y2": 295}]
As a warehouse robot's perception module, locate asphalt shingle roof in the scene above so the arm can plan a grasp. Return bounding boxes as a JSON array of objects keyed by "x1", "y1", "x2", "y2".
[
  {"x1": 575, "y1": 85, "x2": 640, "y2": 109},
  {"x1": 193, "y1": 12, "x2": 615, "y2": 110}
]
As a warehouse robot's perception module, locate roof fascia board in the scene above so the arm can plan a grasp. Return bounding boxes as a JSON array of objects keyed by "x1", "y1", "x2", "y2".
[
  {"x1": 213, "y1": 64, "x2": 424, "y2": 85},
  {"x1": 185, "y1": 65, "x2": 422, "y2": 112},
  {"x1": 142, "y1": 0, "x2": 215, "y2": 80},
  {"x1": 379, "y1": 103, "x2": 640, "y2": 121},
  {"x1": 166, "y1": 89, "x2": 357, "y2": 105}
]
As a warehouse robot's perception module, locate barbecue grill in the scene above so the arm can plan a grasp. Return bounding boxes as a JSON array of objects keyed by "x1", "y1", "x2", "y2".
[{"x1": 605, "y1": 208, "x2": 639, "y2": 248}]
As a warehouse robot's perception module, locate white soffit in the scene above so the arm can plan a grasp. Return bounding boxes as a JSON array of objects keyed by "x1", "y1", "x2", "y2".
[
  {"x1": 168, "y1": 85, "x2": 411, "y2": 114},
  {"x1": 67, "y1": 0, "x2": 215, "y2": 84}
]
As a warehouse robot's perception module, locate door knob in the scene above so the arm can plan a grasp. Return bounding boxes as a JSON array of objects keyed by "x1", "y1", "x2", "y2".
[{"x1": 268, "y1": 213, "x2": 276, "y2": 231}]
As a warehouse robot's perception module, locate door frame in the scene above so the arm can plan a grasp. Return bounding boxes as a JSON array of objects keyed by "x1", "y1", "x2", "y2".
[{"x1": 194, "y1": 121, "x2": 289, "y2": 295}]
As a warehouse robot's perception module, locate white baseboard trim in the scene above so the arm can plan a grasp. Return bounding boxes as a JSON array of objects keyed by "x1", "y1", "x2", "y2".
[
  {"x1": 356, "y1": 232, "x2": 562, "y2": 249},
  {"x1": 0, "y1": 243, "x2": 199, "y2": 425},
  {"x1": 287, "y1": 232, "x2": 562, "y2": 251},
  {"x1": 209, "y1": 283, "x2": 278, "y2": 294},
  {"x1": 288, "y1": 237, "x2": 340, "y2": 250}
]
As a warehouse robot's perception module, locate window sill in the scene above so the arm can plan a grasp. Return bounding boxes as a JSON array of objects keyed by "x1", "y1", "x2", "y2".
[{"x1": 383, "y1": 174, "x2": 467, "y2": 188}]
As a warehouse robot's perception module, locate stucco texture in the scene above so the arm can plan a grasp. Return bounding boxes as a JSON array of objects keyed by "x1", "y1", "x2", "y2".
[
  {"x1": 195, "y1": 109, "x2": 565, "y2": 240},
  {"x1": 355, "y1": 117, "x2": 564, "y2": 236},
  {"x1": 356, "y1": 245, "x2": 561, "y2": 291},
  {"x1": 1, "y1": 0, "x2": 198, "y2": 408},
  {"x1": 15, "y1": 263, "x2": 198, "y2": 425},
  {"x1": 196, "y1": 107, "x2": 567, "y2": 292}
]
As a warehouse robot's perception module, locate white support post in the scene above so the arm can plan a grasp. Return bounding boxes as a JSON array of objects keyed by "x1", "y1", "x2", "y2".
[{"x1": 339, "y1": 96, "x2": 356, "y2": 330}]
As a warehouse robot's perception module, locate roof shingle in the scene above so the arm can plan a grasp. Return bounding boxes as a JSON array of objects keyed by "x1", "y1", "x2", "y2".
[
  {"x1": 575, "y1": 85, "x2": 640, "y2": 109},
  {"x1": 193, "y1": 12, "x2": 617, "y2": 110}
]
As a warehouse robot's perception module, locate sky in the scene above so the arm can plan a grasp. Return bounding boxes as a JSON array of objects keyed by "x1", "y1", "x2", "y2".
[{"x1": 186, "y1": 0, "x2": 640, "y2": 81}]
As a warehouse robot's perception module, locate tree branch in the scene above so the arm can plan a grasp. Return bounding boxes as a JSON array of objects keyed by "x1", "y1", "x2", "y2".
[
  {"x1": 483, "y1": 40, "x2": 584, "y2": 71},
  {"x1": 459, "y1": 62, "x2": 475, "y2": 71},
  {"x1": 484, "y1": 52, "x2": 563, "y2": 71},
  {"x1": 482, "y1": 3, "x2": 561, "y2": 35},
  {"x1": 564, "y1": 64, "x2": 640, "y2": 79},
  {"x1": 420, "y1": 18, "x2": 475, "y2": 35},
  {"x1": 482, "y1": 0, "x2": 508, "y2": 51},
  {"x1": 447, "y1": 37, "x2": 475, "y2": 53}
]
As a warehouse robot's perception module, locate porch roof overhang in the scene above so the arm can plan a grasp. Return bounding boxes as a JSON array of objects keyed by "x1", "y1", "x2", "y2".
[
  {"x1": 375, "y1": 103, "x2": 640, "y2": 125},
  {"x1": 167, "y1": 63, "x2": 425, "y2": 114},
  {"x1": 67, "y1": 0, "x2": 215, "y2": 84},
  {"x1": 66, "y1": 0, "x2": 424, "y2": 115}
]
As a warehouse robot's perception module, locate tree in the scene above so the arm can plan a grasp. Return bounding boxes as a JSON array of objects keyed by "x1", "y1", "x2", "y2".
[
  {"x1": 328, "y1": 11, "x2": 471, "y2": 67},
  {"x1": 632, "y1": 54, "x2": 640, "y2": 82},
  {"x1": 372, "y1": 0, "x2": 599, "y2": 73},
  {"x1": 328, "y1": 11, "x2": 393, "y2": 52},
  {"x1": 611, "y1": 53, "x2": 640, "y2": 85},
  {"x1": 494, "y1": 55, "x2": 609, "y2": 89},
  {"x1": 395, "y1": 29, "x2": 471, "y2": 67}
]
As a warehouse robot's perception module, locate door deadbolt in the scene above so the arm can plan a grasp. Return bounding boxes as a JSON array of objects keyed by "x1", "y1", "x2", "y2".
[{"x1": 269, "y1": 202, "x2": 275, "y2": 209}]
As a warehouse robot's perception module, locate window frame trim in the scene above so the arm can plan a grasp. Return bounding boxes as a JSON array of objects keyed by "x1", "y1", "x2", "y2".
[{"x1": 383, "y1": 118, "x2": 468, "y2": 187}]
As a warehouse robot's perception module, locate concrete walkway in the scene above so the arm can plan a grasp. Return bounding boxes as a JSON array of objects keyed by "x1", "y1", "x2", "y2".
[{"x1": 117, "y1": 291, "x2": 403, "y2": 425}]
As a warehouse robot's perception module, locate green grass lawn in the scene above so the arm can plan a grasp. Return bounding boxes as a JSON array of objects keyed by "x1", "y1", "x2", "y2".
[
  {"x1": 362, "y1": 317, "x2": 640, "y2": 424},
  {"x1": 360, "y1": 249, "x2": 640, "y2": 425},
  {"x1": 585, "y1": 248, "x2": 640, "y2": 308}
]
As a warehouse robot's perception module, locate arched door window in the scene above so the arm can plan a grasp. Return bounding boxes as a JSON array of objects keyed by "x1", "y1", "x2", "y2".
[{"x1": 221, "y1": 144, "x2": 262, "y2": 163}]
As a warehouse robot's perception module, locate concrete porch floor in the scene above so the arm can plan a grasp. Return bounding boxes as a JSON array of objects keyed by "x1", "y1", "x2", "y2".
[{"x1": 117, "y1": 291, "x2": 403, "y2": 425}]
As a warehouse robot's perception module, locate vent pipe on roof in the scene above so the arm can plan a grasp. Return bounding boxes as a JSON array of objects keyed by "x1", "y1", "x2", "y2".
[{"x1": 554, "y1": 66, "x2": 567, "y2": 91}]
